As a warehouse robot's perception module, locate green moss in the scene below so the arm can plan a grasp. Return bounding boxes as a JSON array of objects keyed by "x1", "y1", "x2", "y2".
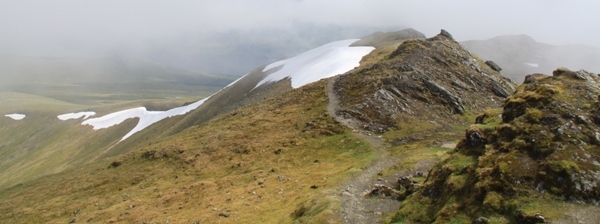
[
  {"x1": 524, "y1": 108, "x2": 543, "y2": 124},
  {"x1": 446, "y1": 174, "x2": 467, "y2": 191},
  {"x1": 483, "y1": 191, "x2": 503, "y2": 211},
  {"x1": 446, "y1": 154, "x2": 476, "y2": 173},
  {"x1": 546, "y1": 160, "x2": 580, "y2": 174},
  {"x1": 445, "y1": 214, "x2": 472, "y2": 224},
  {"x1": 498, "y1": 161, "x2": 509, "y2": 174},
  {"x1": 392, "y1": 196, "x2": 433, "y2": 224},
  {"x1": 536, "y1": 83, "x2": 563, "y2": 98}
]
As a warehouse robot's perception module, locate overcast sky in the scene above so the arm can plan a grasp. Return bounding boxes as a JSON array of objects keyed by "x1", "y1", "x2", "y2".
[{"x1": 1, "y1": 0, "x2": 599, "y2": 58}]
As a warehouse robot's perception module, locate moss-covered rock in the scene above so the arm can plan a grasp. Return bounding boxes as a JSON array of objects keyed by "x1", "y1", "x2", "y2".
[{"x1": 394, "y1": 68, "x2": 600, "y2": 223}]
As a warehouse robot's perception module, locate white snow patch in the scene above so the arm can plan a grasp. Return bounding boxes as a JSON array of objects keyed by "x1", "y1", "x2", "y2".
[
  {"x1": 79, "y1": 39, "x2": 373, "y2": 145},
  {"x1": 525, "y1": 63, "x2": 539, "y2": 68},
  {"x1": 57, "y1": 112, "x2": 96, "y2": 121},
  {"x1": 255, "y1": 39, "x2": 375, "y2": 89},
  {"x1": 82, "y1": 97, "x2": 209, "y2": 141},
  {"x1": 5, "y1": 114, "x2": 26, "y2": 120}
]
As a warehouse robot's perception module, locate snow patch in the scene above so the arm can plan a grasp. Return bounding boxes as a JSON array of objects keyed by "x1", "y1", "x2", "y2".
[
  {"x1": 525, "y1": 63, "x2": 539, "y2": 68},
  {"x1": 79, "y1": 39, "x2": 374, "y2": 145},
  {"x1": 57, "y1": 112, "x2": 96, "y2": 121},
  {"x1": 255, "y1": 39, "x2": 375, "y2": 89},
  {"x1": 5, "y1": 114, "x2": 26, "y2": 120},
  {"x1": 82, "y1": 97, "x2": 209, "y2": 141},
  {"x1": 81, "y1": 71, "x2": 245, "y2": 144}
]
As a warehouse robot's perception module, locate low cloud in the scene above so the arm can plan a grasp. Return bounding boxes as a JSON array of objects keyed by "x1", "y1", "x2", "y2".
[{"x1": 1, "y1": 0, "x2": 598, "y2": 73}]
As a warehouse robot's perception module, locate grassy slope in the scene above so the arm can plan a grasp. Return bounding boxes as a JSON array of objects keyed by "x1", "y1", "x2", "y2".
[
  {"x1": 0, "y1": 80, "x2": 377, "y2": 223},
  {"x1": 0, "y1": 55, "x2": 236, "y2": 189},
  {"x1": 0, "y1": 86, "x2": 218, "y2": 190},
  {"x1": 0, "y1": 91, "x2": 144, "y2": 189}
]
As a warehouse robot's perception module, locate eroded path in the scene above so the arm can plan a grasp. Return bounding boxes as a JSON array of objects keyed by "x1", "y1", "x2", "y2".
[{"x1": 327, "y1": 76, "x2": 401, "y2": 224}]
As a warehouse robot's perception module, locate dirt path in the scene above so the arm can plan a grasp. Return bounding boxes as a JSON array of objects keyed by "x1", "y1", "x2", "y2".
[{"x1": 327, "y1": 76, "x2": 401, "y2": 224}]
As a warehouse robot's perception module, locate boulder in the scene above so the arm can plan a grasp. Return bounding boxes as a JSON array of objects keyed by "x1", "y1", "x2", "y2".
[
  {"x1": 484, "y1": 60, "x2": 502, "y2": 72},
  {"x1": 439, "y1": 29, "x2": 454, "y2": 40}
]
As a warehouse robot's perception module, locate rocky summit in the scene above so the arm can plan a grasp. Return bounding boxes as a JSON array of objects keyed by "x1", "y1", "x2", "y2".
[{"x1": 333, "y1": 30, "x2": 516, "y2": 133}]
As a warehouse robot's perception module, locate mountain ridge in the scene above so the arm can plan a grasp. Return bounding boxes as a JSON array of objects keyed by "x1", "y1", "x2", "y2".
[{"x1": 2, "y1": 28, "x2": 600, "y2": 223}]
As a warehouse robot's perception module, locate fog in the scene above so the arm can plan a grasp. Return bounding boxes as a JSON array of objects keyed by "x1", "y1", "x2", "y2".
[{"x1": 1, "y1": 0, "x2": 599, "y2": 75}]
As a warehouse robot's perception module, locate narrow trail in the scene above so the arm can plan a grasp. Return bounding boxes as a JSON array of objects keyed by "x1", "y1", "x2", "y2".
[{"x1": 327, "y1": 76, "x2": 401, "y2": 224}]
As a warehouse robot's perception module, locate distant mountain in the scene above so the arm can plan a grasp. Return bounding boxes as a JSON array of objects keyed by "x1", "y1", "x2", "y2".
[{"x1": 461, "y1": 35, "x2": 600, "y2": 82}]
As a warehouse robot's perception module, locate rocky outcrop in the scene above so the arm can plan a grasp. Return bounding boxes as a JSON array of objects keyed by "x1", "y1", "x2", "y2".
[
  {"x1": 439, "y1": 29, "x2": 454, "y2": 40},
  {"x1": 396, "y1": 68, "x2": 600, "y2": 222},
  {"x1": 334, "y1": 29, "x2": 516, "y2": 132}
]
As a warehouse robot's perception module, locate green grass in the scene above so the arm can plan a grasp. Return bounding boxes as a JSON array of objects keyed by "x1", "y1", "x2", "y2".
[{"x1": 0, "y1": 87, "x2": 223, "y2": 190}]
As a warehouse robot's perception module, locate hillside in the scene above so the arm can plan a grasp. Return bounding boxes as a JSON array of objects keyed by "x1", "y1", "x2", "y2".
[
  {"x1": 3, "y1": 28, "x2": 599, "y2": 224},
  {"x1": 0, "y1": 34, "x2": 383, "y2": 222},
  {"x1": 461, "y1": 35, "x2": 600, "y2": 82},
  {"x1": 0, "y1": 35, "x2": 376, "y2": 191},
  {"x1": 0, "y1": 55, "x2": 235, "y2": 189}
]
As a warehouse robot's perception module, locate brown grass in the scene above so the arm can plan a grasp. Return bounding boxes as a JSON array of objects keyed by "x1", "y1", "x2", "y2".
[{"x1": 0, "y1": 81, "x2": 376, "y2": 223}]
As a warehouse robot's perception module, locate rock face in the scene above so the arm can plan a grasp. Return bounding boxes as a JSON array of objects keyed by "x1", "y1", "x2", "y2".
[
  {"x1": 397, "y1": 68, "x2": 600, "y2": 222},
  {"x1": 334, "y1": 29, "x2": 516, "y2": 132}
]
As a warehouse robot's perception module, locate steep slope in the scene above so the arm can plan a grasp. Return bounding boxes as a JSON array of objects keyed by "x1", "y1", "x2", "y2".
[
  {"x1": 462, "y1": 35, "x2": 600, "y2": 82},
  {"x1": 393, "y1": 68, "x2": 600, "y2": 223}
]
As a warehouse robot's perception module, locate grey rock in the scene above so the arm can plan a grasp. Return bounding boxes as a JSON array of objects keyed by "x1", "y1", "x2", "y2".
[
  {"x1": 485, "y1": 60, "x2": 502, "y2": 72},
  {"x1": 439, "y1": 29, "x2": 454, "y2": 40},
  {"x1": 472, "y1": 216, "x2": 489, "y2": 224},
  {"x1": 466, "y1": 126, "x2": 486, "y2": 148},
  {"x1": 515, "y1": 211, "x2": 546, "y2": 224}
]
